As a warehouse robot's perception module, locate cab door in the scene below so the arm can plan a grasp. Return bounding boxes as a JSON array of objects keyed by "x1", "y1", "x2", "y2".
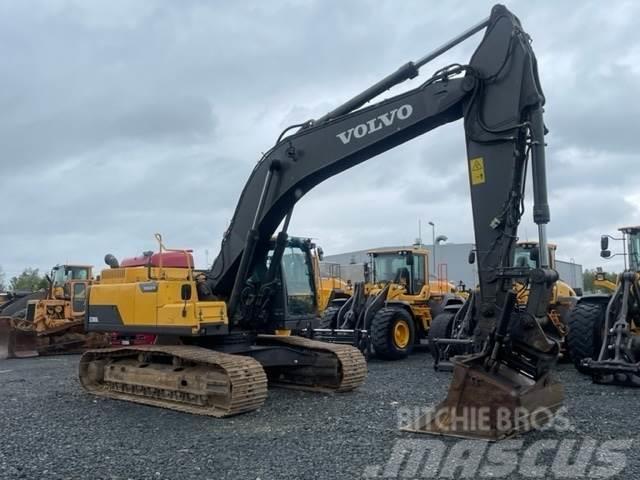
[{"x1": 70, "y1": 281, "x2": 89, "y2": 319}]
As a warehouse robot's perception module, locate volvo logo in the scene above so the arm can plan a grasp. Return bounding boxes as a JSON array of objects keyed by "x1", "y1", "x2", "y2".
[{"x1": 336, "y1": 104, "x2": 413, "y2": 145}]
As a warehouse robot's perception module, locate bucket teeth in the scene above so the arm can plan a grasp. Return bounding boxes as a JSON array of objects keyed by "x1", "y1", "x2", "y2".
[{"x1": 402, "y1": 355, "x2": 564, "y2": 441}]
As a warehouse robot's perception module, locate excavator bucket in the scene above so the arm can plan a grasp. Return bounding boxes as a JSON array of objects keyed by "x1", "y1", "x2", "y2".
[
  {"x1": 0, "y1": 316, "x2": 38, "y2": 360},
  {"x1": 403, "y1": 354, "x2": 564, "y2": 441}
]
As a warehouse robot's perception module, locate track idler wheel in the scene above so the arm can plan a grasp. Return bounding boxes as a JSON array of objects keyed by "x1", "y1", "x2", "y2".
[{"x1": 403, "y1": 353, "x2": 564, "y2": 441}]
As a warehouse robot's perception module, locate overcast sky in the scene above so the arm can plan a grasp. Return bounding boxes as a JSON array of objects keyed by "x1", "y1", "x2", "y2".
[{"x1": 1, "y1": 0, "x2": 639, "y2": 281}]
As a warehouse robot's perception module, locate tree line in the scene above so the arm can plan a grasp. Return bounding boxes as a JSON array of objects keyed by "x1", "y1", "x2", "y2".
[{"x1": 0, "y1": 266, "x2": 50, "y2": 292}]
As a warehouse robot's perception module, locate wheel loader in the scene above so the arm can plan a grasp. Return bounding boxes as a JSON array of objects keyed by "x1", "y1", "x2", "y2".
[
  {"x1": 316, "y1": 244, "x2": 465, "y2": 359},
  {"x1": 567, "y1": 226, "x2": 640, "y2": 386},
  {"x1": 429, "y1": 241, "x2": 578, "y2": 369},
  {"x1": 82, "y1": 4, "x2": 564, "y2": 439},
  {"x1": 0, "y1": 264, "x2": 111, "y2": 359}
]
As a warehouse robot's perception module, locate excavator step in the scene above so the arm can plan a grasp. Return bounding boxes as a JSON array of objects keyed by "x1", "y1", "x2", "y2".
[
  {"x1": 79, "y1": 345, "x2": 268, "y2": 417},
  {"x1": 256, "y1": 334, "x2": 367, "y2": 392}
]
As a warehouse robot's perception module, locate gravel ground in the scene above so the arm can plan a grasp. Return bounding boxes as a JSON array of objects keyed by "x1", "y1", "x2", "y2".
[{"x1": 0, "y1": 350, "x2": 638, "y2": 480}]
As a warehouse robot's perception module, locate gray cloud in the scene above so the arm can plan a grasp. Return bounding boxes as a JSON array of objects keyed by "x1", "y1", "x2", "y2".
[{"x1": 1, "y1": 0, "x2": 640, "y2": 280}]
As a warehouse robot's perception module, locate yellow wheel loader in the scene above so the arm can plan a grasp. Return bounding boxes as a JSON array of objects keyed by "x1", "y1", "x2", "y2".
[
  {"x1": 82, "y1": 5, "x2": 565, "y2": 439},
  {"x1": 429, "y1": 241, "x2": 578, "y2": 369},
  {"x1": 316, "y1": 245, "x2": 465, "y2": 359},
  {"x1": 567, "y1": 226, "x2": 640, "y2": 386}
]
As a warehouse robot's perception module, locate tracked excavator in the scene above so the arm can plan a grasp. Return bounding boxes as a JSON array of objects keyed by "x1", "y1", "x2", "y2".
[{"x1": 81, "y1": 5, "x2": 563, "y2": 435}]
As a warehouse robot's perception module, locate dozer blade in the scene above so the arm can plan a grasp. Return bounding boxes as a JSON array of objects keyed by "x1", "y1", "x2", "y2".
[
  {"x1": 403, "y1": 354, "x2": 564, "y2": 441},
  {"x1": 0, "y1": 316, "x2": 38, "y2": 360}
]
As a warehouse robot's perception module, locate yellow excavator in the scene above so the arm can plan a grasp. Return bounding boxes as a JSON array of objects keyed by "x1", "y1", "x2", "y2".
[
  {"x1": 567, "y1": 226, "x2": 640, "y2": 385},
  {"x1": 317, "y1": 244, "x2": 465, "y2": 359},
  {"x1": 81, "y1": 5, "x2": 565, "y2": 439}
]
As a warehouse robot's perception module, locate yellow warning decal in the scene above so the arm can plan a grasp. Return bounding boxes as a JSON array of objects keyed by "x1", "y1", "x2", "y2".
[{"x1": 470, "y1": 157, "x2": 486, "y2": 185}]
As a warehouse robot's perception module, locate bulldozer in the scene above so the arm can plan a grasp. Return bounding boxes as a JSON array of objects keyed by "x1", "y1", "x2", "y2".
[
  {"x1": 428, "y1": 241, "x2": 578, "y2": 369},
  {"x1": 316, "y1": 244, "x2": 466, "y2": 359},
  {"x1": 81, "y1": 4, "x2": 564, "y2": 439},
  {"x1": 567, "y1": 226, "x2": 640, "y2": 386},
  {"x1": 0, "y1": 264, "x2": 110, "y2": 359}
]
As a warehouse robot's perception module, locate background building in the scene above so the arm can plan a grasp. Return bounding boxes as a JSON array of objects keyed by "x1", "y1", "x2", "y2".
[{"x1": 322, "y1": 242, "x2": 584, "y2": 291}]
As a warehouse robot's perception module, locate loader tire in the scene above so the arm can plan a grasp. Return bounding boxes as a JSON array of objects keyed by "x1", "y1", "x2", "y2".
[
  {"x1": 370, "y1": 307, "x2": 415, "y2": 360},
  {"x1": 319, "y1": 306, "x2": 340, "y2": 329},
  {"x1": 567, "y1": 301, "x2": 605, "y2": 374},
  {"x1": 428, "y1": 311, "x2": 455, "y2": 360}
]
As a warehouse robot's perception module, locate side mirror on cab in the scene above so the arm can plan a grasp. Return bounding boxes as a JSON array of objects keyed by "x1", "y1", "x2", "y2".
[
  {"x1": 468, "y1": 250, "x2": 476, "y2": 264},
  {"x1": 600, "y1": 235, "x2": 609, "y2": 251}
]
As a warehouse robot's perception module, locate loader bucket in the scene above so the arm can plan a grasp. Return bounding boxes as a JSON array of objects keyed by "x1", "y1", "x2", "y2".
[
  {"x1": 0, "y1": 316, "x2": 38, "y2": 360},
  {"x1": 403, "y1": 354, "x2": 564, "y2": 441}
]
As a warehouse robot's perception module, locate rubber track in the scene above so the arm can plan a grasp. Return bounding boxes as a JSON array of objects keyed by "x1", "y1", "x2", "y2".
[
  {"x1": 79, "y1": 345, "x2": 268, "y2": 417},
  {"x1": 258, "y1": 335, "x2": 367, "y2": 392}
]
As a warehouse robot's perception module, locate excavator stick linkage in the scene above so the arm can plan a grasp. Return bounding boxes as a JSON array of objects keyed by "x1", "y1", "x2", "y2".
[
  {"x1": 0, "y1": 316, "x2": 38, "y2": 360},
  {"x1": 403, "y1": 354, "x2": 564, "y2": 441},
  {"x1": 79, "y1": 345, "x2": 268, "y2": 417},
  {"x1": 255, "y1": 335, "x2": 367, "y2": 392}
]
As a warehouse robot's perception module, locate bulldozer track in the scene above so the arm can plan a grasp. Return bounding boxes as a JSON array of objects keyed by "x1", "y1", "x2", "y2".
[
  {"x1": 79, "y1": 345, "x2": 268, "y2": 417},
  {"x1": 257, "y1": 335, "x2": 367, "y2": 392}
]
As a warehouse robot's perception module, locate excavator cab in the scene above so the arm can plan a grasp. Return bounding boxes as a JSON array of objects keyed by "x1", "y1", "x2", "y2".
[{"x1": 267, "y1": 237, "x2": 320, "y2": 324}]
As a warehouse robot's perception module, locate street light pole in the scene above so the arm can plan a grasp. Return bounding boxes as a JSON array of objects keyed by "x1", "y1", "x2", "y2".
[{"x1": 428, "y1": 221, "x2": 436, "y2": 278}]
